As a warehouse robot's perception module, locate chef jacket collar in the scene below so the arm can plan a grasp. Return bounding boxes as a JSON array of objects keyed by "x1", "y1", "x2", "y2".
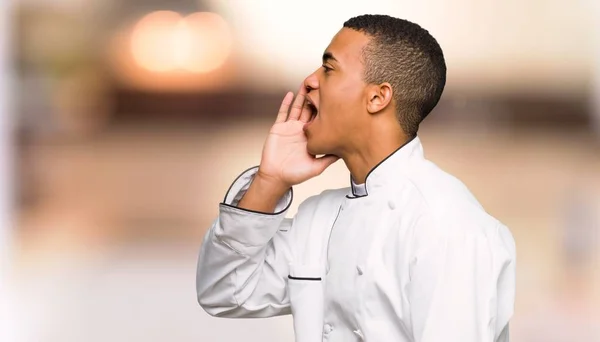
[{"x1": 349, "y1": 135, "x2": 422, "y2": 198}]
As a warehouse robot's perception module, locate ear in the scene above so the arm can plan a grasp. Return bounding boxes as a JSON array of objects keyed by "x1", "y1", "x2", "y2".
[{"x1": 366, "y1": 82, "x2": 393, "y2": 114}]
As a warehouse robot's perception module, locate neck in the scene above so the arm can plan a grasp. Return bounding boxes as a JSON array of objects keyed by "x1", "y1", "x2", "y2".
[{"x1": 340, "y1": 119, "x2": 410, "y2": 184}]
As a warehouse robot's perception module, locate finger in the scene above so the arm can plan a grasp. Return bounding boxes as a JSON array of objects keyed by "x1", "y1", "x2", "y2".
[
  {"x1": 313, "y1": 154, "x2": 340, "y2": 175},
  {"x1": 287, "y1": 84, "x2": 307, "y2": 121},
  {"x1": 299, "y1": 101, "x2": 312, "y2": 123},
  {"x1": 276, "y1": 92, "x2": 294, "y2": 123}
]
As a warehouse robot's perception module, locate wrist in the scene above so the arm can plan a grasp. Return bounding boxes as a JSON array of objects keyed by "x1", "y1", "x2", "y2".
[
  {"x1": 254, "y1": 171, "x2": 290, "y2": 197},
  {"x1": 236, "y1": 171, "x2": 290, "y2": 213}
]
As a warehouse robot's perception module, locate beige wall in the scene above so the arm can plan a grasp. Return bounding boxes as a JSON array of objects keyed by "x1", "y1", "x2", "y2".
[{"x1": 211, "y1": 0, "x2": 594, "y2": 95}]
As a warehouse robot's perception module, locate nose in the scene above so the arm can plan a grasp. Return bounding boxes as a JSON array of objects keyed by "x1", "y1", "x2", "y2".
[{"x1": 303, "y1": 68, "x2": 319, "y2": 92}]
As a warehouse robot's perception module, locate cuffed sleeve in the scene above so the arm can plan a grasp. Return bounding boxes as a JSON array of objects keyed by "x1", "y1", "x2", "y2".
[
  {"x1": 196, "y1": 166, "x2": 295, "y2": 318},
  {"x1": 221, "y1": 166, "x2": 292, "y2": 214}
]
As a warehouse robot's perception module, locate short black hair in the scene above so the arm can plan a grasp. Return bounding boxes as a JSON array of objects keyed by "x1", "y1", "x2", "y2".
[{"x1": 343, "y1": 15, "x2": 446, "y2": 137}]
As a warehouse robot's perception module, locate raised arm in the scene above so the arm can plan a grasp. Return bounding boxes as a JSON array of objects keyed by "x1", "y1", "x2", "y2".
[{"x1": 196, "y1": 85, "x2": 339, "y2": 318}]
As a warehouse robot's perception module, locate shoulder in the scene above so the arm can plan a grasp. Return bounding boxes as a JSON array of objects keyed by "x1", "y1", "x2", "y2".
[
  {"x1": 400, "y1": 158, "x2": 484, "y2": 212},
  {"x1": 397, "y1": 159, "x2": 515, "y2": 254}
]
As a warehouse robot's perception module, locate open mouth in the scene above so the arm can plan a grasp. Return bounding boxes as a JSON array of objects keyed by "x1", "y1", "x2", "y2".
[{"x1": 306, "y1": 98, "x2": 318, "y2": 123}]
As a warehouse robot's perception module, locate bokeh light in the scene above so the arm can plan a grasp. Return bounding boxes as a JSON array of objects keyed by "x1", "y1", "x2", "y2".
[
  {"x1": 130, "y1": 11, "x2": 182, "y2": 73},
  {"x1": 130, "y1": 11, "x2": 232, "y2": 74}
]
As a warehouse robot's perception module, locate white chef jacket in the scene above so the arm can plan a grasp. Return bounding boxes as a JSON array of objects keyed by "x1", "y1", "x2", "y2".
[{"x1": 196, "y1": 136, "x2": 516, "y2": 342}]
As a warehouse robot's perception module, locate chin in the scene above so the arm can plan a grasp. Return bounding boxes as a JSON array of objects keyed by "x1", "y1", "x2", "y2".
[
  {"x1": 306, "y1": 142, "x2": 319, "y2": 156},
  {"x1": 306, "y1": 139, "x2": 332, "y2": 156}
]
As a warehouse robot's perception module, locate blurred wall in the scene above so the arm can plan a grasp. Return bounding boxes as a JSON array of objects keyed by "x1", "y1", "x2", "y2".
[
  {"x1": 9, "y1": 1, "x2": 600, "y2": 341},
  {"x1": 208, "y1": 0, "x2": 593, "y2": 96},
  {"x1": 1, "y1": 1, "x2": 17, "y2": 341}
]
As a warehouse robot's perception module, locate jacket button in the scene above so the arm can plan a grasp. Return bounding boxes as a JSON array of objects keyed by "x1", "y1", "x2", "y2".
[
  {"x1": 388, "y1": 201, "x2": 396, "y2": 210},
  {"x1": 357, "y1": 265, "x2": 364, "y2": 275},
  {"x1": 323, "y1": 323, "x2": 333, "y2": 334}
]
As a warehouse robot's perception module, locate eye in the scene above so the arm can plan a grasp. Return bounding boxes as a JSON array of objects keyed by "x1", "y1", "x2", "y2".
[{"x1": 322, "y1": 65, "x2": 333, "y2": 73}]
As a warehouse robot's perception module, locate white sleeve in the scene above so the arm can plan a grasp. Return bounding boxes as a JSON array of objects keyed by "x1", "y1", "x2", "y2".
[
  {"x1": 407, "y1": 217, "x2": 516, "y2": 342},
  {"x1": 196, "y1": 166, "x2": 295, "y2": 318}
]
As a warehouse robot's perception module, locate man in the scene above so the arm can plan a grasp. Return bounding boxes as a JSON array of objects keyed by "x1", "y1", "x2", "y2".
[{"x1": 196, "y1": 14, "x2": 516, "y2": 342}]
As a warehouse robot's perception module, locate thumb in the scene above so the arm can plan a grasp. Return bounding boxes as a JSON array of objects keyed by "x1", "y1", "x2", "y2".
[{"x1": 312, "y1": 154, "x2": 340, "y2": 175}]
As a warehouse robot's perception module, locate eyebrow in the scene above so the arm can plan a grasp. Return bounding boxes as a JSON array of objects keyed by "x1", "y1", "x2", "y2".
[{"x1": 322, "y1": 51, "x2": 338, "y2": 64}]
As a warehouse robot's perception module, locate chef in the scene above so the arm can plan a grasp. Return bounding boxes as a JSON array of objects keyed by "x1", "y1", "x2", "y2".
[{"x1": 196, "y1": 14, "x2": 516, "y2": 342}]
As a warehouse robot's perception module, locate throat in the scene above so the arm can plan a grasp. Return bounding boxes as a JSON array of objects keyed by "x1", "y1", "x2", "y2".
[{"x1": 342, "y1": 134, "x2": 412, "y2": 184}]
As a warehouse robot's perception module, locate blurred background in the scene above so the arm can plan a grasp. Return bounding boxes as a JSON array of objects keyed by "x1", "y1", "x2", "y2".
[{"x1": 1, "y1": 0, "x2": 599, "y2": 341}]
